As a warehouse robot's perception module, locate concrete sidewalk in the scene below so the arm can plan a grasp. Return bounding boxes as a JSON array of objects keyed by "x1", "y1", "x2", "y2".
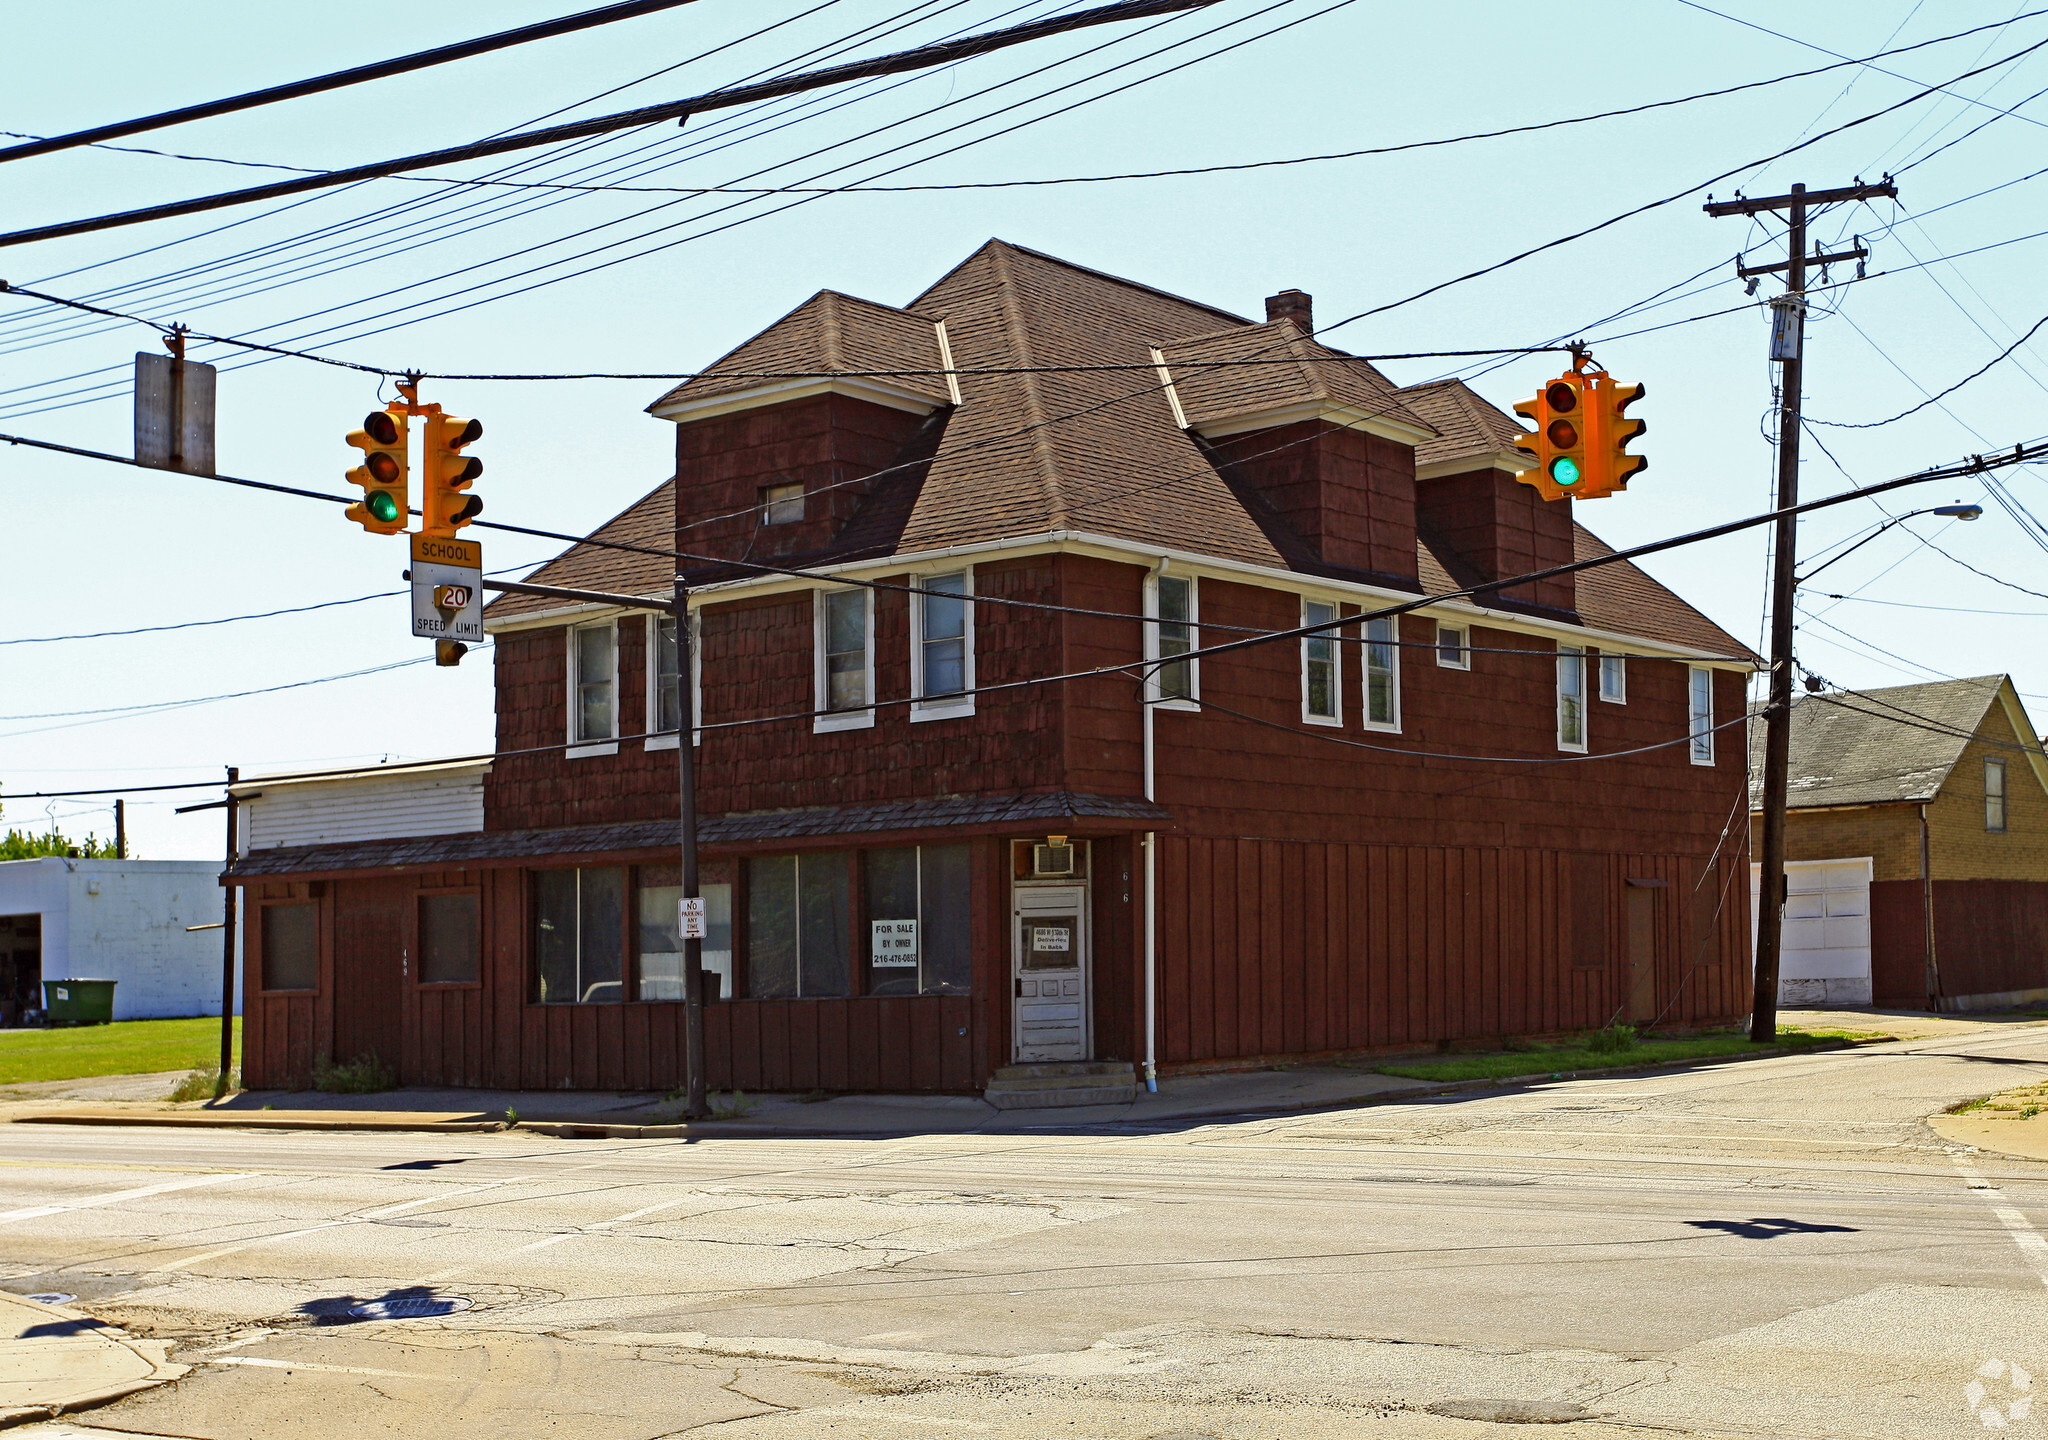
[
  {"x1": 0, "y1": 1292, "x2": 186, "y2": 1428},
  {"x1": 0, "y1": 1064, "x2": 1434, "y2": 1139},
  {"x1": 0, "y1": 1008, "x2": 2030, "y2": 1141}
]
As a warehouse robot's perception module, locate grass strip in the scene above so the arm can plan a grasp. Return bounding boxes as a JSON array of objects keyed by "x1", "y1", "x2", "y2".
[
  {"x1": 1376, "y1": 1027, "x2": 1882, "y2": 1084},
  {"x1": 0, "y1": 1016, "x2": 241, "y2": 1085}
]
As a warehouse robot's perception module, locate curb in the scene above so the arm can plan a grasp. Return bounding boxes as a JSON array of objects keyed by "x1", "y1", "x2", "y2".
[
  {"x1": 0, "y1": 1293, "x2": 188, "y2": 1432},
  {"x1": 11, "y1": 1111, "x2": 504, "y2": 1134},
  {"x1": 2, "y1": 1378, "x2": 173, "y2": 1432},
  {"x1": 1, "y1": 1039, "x2": 1870, "y2": 1141}
]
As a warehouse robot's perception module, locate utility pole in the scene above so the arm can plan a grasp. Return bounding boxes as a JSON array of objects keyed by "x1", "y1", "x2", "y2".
[
  {"x1": 674, "y1": 574, "x2": 708, "y2": 1122},
  {"x1": 1707, "y1": 176, "x2": 1895, "y2": 1040},
  {"x1": 113, "y1": 798, "x2": 125, "y2": 860},
  {"x1": 219, "y1": 766, "x2": 239, "y2": 1091}
]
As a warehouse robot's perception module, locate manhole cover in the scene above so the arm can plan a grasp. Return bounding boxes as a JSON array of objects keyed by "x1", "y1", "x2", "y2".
[
  {"x1": 348, "y1": 1296, "x2": 473, "y2": 1320},
  {"x1": 24, "y1": 1292, "x2": 76, "y2": 1306},
  {"x1": 1428, "y1": 1399, "x2": 1592, "y2": 1425}
]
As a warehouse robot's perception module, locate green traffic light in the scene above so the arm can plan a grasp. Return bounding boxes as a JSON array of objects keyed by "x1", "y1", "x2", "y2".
[
  {"x1": 1550, "y1": 456, "x2": 1581, "y2": 487},
  {"x1": 366, "y1": 490, "x2": 401, "y2": 523}
]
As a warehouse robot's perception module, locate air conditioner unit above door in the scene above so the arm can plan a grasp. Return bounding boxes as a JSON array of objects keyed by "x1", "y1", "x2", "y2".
[{"x1": 1032, "y1": 841, "x2": 1075, "y2": 878}]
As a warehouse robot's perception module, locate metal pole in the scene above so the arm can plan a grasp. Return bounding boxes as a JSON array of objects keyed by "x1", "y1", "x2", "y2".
[
  {"x1": 218, "y1": 766, "x2": 239, "y2": 1094},
  {"x1": 1750, "y1": 184, "x2": 1807, "y2": 1044},
  {"x1": 675, "y1": 577, "x2": 708, "y2": 1121}
]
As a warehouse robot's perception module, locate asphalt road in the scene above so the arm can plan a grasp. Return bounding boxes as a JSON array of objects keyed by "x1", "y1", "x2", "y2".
[{"x1": 8, "y1": 1027, "x2": 2048, "y2": 1439}]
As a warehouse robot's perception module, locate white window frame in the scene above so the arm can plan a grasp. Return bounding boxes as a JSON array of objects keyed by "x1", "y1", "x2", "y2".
[
  {"x1": 1689, "y1": 666, "x2": 1716, "y2": 766},
  {"x1": 1599, "y1": 651, "x2": 1627, "y2": 704},
  {"x1": 1557, "y1": 644, "x2": 1588, "y2": 753},
  {"x1": 910, "y1": 568, "x2": 975, "y2": 721},
  {"x1": 1362, "y1": 615, "x2": 1401, "y2": 732},
  {"x1": 566, "y1": 617, "x2": 619, "y2": 758},
  {"x1": 761, "y1": 481, "x2": 805, "y2": 525},
  {"x1": 645, "y1": 610, "x2": 701, "y2": 751},
  {"x1": 1435, "y1": 622, "x2": 1470, "y2": 671},
  {"x1": 814, "y1": 586, "x2": 875, "y2": 733},
  {"x1": 1987, "y1": 757, "x2": 2009, "y2": 833},
  {"x1": 1301, "y1": 598, "x2": 1341, "y2": 726},
  {"x1": 1145, "y1": 571, "x2": 1200, "y2": 710}
]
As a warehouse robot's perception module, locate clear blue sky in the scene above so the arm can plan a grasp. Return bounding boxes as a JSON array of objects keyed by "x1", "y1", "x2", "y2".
[{"x1": 4, "y1": 0, "x2": 2045, "y2": 858}]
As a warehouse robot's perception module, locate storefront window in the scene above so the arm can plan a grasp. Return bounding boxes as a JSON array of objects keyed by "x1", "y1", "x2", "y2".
[
  {"x1": 864, "y1": 845, "x2": 971, "y2": 996},
  {"x1": 746, "y1": 853, "x2": 850, "y2": 997},
  {"x1": 637, "y1": 868, "x2": 733, "y2": 1001},
  {"x1": 533, "y1": 866, "x2": 623, "y2": 1003}
]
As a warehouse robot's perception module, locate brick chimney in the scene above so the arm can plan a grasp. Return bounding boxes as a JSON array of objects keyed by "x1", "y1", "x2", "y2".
[{"x1": 1265, "y1": 288, "x2": 1313, "y2": 333}]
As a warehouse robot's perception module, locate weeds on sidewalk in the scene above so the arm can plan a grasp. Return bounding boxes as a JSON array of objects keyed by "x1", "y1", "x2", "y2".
[
  {"x1": 1378, "y1": 1027, "x2": 1849, "y2": 1084},
  {"x1": 168, "y1": 1066, "x2": 239, "y2": 1102},
  {"x1": 1587, "y1": 1024, "x2": 1638, "y2": 1054},
  {"x1": 1947, "y1": 1083, "x2": 2048, "y2": 1119},
  {"x1": 711, "y1": 1090, "x2": 756, "y2": 1120},
  {"x1": 312, "y1": 1052, "x2": 396, "y2": 1094}
]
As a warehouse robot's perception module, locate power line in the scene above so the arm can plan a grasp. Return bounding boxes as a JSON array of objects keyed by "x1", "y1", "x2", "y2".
[
  {"x1": 0, "y1": 0, "x2": 714, "y2": 165},
  {"x1": 0, "y1": 0, "x2": 1220, "y2": 250},
  {"x1": 1306, "y1": 23, "x2": 2048, "y2": 343},
  {"x1": 42, "y1": 15, "x2": 2021, "y2": 198},
  {"x1": 1808, "y1": 307, "x2": 2048, "y2": 428}
]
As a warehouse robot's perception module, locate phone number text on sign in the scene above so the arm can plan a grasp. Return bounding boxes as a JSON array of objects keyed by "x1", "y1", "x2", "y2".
[{"x1": 871, "y1": 919, "x2": 917, "y2": 967}]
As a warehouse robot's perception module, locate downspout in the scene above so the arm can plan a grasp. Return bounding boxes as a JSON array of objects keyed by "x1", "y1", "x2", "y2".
[
  {"x1": 1920, "y1": 802, "x2": 1944, "y2": 1012},
  {"x1": 1140, "y1": 558, "x2": 1166, "y2": 1093}
]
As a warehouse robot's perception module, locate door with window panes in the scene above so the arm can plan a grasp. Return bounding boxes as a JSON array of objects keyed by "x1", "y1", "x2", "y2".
[{"x1": 1012, "y1": 864, "x2": 1089, "y2": 1063}]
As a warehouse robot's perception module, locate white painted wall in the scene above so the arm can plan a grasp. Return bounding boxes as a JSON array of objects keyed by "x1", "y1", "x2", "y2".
[
  {"x1": 239, "y1": 763, "x2": 486, "y2": 851},
  {"x1": 0, "y1": 858, "x2": 237, "y2": 1019}
]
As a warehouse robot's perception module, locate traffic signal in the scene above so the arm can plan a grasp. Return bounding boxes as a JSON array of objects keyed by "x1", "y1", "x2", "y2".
[
  {"x1": 421, "y1": 412, "x2": 483, "y2": 537},
  {"x1": 344, "y1": 407, "x2": 408, "y2": 535},
  {"x1": 1601, "y1": 378, "x2": 1648, "y2": 492},
  {"x1": 1511, "y1": 368, "x2": 1647, "y2": 501},
  {"x1": 1511, "y1": 373, "x2": 1592, "y2": 501}
]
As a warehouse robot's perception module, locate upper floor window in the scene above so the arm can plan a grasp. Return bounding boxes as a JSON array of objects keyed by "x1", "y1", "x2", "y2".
[
  {"x1": 570, "y1": 621, "x2": 615, "y2": 747},
  {"x1": 1436, "y1": 623, "x2": 1469, "y2": 670},
  {"x1": 761, "y1": 482, "x2": 804, "y2": 525},
  {"x1": 1557, "y1": 644, "x2": 1587, "y2": 752},
  {"x1": 913, "y1": 571, "x2": 973, "y2": 716},
  {"x1": 1988, "y1": 757, "x2": 2008, "y2": 832},
  {"x1": 1148, "y1": 573, "x2": 1197, "y2": 706},
  {"x1": 1689, "y1": 666, "x2": 1715, "y2": 765},
  {"x1": 1303, "y1": 599, "x2": 1339, "y2": 724},
  {"x1": 648, "y1": 613, "x2": 699, "y2": 748},
  {"x1": 816, "y1": 587, "x2": 873, "y2": 731},
  {"x1": 1363, "y1": 616, "x2": 1400, "y2": 730},
  {"x1": 1599, "y1": 652, "x2": 1626, "y2": 703}
]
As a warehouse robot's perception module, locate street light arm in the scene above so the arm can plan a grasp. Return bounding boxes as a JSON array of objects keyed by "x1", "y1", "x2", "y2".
[{"x1": 1793, "y1": 503, "x2": 1980, "y2": 586}]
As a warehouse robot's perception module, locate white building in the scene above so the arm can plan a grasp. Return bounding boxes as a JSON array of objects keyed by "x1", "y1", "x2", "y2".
[{"x1": 0, "y1": 858, "x2": 236, "y2": 1022}]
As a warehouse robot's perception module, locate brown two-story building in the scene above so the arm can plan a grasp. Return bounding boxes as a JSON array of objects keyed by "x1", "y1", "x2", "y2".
[{"x1": 228, "y1": 241, "x2": 1757, "y2": 1101}]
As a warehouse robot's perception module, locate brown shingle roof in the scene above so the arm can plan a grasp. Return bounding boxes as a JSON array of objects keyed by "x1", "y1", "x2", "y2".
[
  {"x1": 1158, "y1": 320, "x2": 1432, "y2": 437},
  {"x1": 495, "y1": 239, "x2": 1744, "y2": 659},
  {"x1": 1397, "y1": 378, "x2": 1529, "y2": 469},
  {"x1": 645, "y1": 289, "x2": 951, "y2": 414},
  {"x1": 1570, "y1": 526, "x2": 1753, "y2": 658},
  {"x1": 483, "y1": 478, "x2": 674, "y2": 619}
]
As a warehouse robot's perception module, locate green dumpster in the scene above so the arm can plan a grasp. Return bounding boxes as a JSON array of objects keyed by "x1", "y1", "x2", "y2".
[{"x1": 42, "y1": 979, "x2": 116, "y2": 1025}]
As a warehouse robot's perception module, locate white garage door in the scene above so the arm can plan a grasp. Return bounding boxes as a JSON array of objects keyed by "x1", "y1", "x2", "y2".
[{"x1": 1751, "y1": 857, "x2": 1873, "y2": 1007}]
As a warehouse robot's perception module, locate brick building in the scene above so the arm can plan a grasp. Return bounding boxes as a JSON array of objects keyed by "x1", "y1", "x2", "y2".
[
  {"x1": 229, "y1": 241, "x2": 1757, "y2": 1100},
  {"x1": 1749, "y1": 675, "x2": 2048, "y2": 1009}
]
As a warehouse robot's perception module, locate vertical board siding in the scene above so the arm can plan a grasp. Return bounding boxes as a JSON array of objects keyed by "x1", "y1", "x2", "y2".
[{"x1": 1156, "y1": 837, "x2": 1752, "y2": 1065}]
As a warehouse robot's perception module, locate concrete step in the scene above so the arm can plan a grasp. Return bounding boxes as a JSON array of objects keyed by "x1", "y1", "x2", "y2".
[
  {"x1": 985, "y1": 1061, "x2": 1138, "y2": 1110},
  {"x1": 984, "y1": 1083, "x2": 1140, "y2": 1110},
  {"x1": 991, "y1": 1061, "x2": 1135, "y2": 1082}
]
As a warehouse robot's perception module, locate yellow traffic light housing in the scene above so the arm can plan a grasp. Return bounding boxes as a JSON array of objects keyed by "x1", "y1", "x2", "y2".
[
  {"x1": 344, "y1": 407, "x2": 408, "y2": 535},
  {"x1": 421, "y1": 412, "x2": 483, "y2": 538},
  {"x1": 1511, "y1": 363, "x2": 1647, "y2": 501}
]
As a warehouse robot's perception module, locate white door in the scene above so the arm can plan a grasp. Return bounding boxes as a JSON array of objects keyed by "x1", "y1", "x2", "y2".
[
  {"x1": 1012, "y1": 884, "x2": 1088, "y2": 1062},
  {"x1": 1751, "y1": 857, "x2": 1873, "y2": 1005}
]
